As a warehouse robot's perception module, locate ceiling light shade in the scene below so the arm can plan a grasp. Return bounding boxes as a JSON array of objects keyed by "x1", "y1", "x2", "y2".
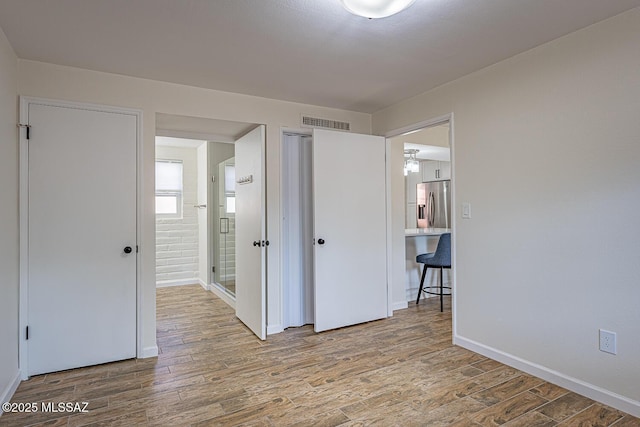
[
  {"x1": 404, "y1": 149, "x2": 420, "y2": 175},
  {"x1": 340, "y1": 0, "x2": 417, "y2": 19}
]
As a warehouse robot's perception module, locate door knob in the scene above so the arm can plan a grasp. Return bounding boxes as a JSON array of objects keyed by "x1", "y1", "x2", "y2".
[
  {"x1": 317, "y1": 239, "x2": 325, "y2": 245},
  {"x1": 253, "y1": 241, "x2": 261, "y2": 247},
  {"x1": 123, "y1": 246, "x2": 133, "y2": 254}
]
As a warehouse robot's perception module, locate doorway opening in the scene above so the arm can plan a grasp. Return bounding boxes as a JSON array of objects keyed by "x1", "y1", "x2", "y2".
[
  {"x1": 280, "y1": 128, "x2": 389, "y2": 334},
  {"x1": 154, "y1": 113, "x2": 258, "y2": 310},
  {"x1": 387, "y1": 118, "x2": 453, "y2": 307},
  {"x1": 281, "y1": 132, "x2": 314, "y2": 329}
]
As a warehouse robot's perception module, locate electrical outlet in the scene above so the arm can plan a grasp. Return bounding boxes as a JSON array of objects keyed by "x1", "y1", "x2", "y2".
[{"x1": 599, "y1": 329, "x2": 617, "y2": 355}]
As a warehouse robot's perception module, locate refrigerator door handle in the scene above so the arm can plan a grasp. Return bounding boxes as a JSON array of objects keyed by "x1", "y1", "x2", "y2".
[{"x1": 429, "y1": 191, "x2": 435, "y2": 227}]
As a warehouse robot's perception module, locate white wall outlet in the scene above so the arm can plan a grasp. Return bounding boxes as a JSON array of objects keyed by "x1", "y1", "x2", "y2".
[
  {"x1": 599, "y1": 329, "x2": 617, "y2": 355},
  {"x1": 462, "y1": 202, "x2": 471, "y2": 219}
]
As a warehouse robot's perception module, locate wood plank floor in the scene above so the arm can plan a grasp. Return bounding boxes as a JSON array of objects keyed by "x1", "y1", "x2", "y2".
[{"x1": 3, "y1": 285, "x2": 638, "y2": 426}]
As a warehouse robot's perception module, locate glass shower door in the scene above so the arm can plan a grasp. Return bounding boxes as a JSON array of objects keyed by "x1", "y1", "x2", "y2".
[{"x1": 215, "y1": 158, "x2": 236, "y2": 296}]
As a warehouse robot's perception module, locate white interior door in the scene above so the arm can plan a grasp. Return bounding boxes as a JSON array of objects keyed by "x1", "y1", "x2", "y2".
[
  {"x1": 25, "y1": 100, "x2": 137, "y2": 375},
  {"x1": 234, "y1": 125, "x2": 266, "y2": 339},
  {"x1": 313, "y1": 129, "x2": 388, "y2": 332}
]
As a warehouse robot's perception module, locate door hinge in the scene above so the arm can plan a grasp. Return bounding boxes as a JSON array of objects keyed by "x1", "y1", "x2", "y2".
[
  {"x1": 18, "y1": 124, "x2": 31, "y2": 139},
  {"x1": 26, "y1": 326, "x2": 29, "y2": 340},
  {"x1": 136, "y1": 245, "x2": 139, "y2": 253}
]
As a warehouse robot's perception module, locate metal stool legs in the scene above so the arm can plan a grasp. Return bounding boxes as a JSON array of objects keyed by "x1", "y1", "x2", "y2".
[
  {"x1": 416, "y1": 265, "x2": 428, "y2": 305},
  {"x1": 416, "y1": 265, "x2": 447, "y2": 312}
]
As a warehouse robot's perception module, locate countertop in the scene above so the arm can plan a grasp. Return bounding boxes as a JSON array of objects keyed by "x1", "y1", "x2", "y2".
[{"x1": 405, "y1": 228, "x2": 451, "y2": 237}]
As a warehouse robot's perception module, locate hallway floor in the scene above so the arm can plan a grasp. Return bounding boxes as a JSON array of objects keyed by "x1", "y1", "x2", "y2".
[{"x1": 3, "y1": 285, "x2": 638, "y2": 426}]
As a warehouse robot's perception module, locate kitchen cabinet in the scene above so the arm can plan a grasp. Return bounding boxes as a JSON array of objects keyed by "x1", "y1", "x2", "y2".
[{"x1": 421, "y1": 160, "x2": 450, "y2": 182}]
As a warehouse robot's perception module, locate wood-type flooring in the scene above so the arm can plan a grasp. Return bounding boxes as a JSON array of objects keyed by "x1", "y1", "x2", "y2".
[{"x1": 3, "y1": 285, "x2": 638, "y2": 426}]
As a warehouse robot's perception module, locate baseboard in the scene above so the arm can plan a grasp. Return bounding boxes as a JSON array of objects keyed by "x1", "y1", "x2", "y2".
[
  {"x1": 267, "y1": 324, "x2": 284, "y2": 335},
  {"x1": 156, "y1": 278, "x2": 200, "y2": 288},
  {"x1": 197, "y1": 278, "x2": 207, "y2": 290},
  {"x1": 393, "y1": 300, "x2": 409, "y2": 311},
  {"x1": 208, "y1": 283, "x2": 236, "y2": 309},
  {"x1": 140, "y1": 345, "x2": 159, "y2": 358},
  {"x1": 0, "y1": 370, "x2": 22, "y2": 415},
  {"x1": 454, "y1": 335, "x2": 640, "y2": 418}
]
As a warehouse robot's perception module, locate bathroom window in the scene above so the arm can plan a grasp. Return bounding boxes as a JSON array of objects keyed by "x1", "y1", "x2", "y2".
[{"x1": 155, "y1": 160, "x2": 183, "y2": 218}]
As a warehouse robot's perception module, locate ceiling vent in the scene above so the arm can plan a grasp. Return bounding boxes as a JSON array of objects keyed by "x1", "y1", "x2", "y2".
[{"x1": 301, "y1": 115, "x2": 351, "y2": 132}]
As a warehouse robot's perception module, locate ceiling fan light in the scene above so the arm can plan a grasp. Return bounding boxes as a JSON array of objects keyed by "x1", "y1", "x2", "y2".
[{"x1": 340, "y1": 0, "x2": 417, "y2": 19}]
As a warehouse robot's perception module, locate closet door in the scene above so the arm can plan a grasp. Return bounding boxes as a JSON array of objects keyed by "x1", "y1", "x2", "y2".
[{"x1": 313, "y1": 129, "x2": 388, "y2": 332}]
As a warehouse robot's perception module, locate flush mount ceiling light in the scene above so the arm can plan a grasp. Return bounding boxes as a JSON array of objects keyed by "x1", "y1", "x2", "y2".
[{"x1": 341, "y1": 0, "x2": 417, "y2": 19}]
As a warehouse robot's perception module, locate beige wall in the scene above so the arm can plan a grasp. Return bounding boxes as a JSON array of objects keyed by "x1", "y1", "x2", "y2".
[
  {"x1": 17, "y1": 60, "x2": 372, "y2": 349},
  {"x1": 0, "y1": 26, "x2": 19, "y2": 404},
  {"x1": 374, "y1": 8, "x2": 640, "y2": 414}
]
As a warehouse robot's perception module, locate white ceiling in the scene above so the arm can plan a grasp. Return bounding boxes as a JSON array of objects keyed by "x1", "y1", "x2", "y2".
[{"x1": 1, "y1": 1, "x2": 639, "y2": 113}]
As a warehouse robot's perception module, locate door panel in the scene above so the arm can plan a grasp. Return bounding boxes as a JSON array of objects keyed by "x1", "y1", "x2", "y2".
[
  {"x1": 234, "y1": 125, "x2": 266, "y2": 340},
  {"x1": 27, "y1": 101, "x2": 137, "y2": 375},
  {"x1": 313, "y1": 129, "x2": 388, "y2": 332}
]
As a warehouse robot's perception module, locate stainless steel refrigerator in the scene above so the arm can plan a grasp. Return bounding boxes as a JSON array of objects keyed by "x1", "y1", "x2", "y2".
[{"x1": 417, "y1": 180, "x2": 451, "y2": 228}]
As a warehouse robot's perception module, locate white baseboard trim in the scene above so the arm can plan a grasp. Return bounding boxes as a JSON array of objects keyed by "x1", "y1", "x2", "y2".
[
  {"x1": 267, "y1": 324, "x2": 284, "y2": 335},
  {"x1": 156, "y1": 278, "x2": 200, "y2": 288},
  {"x1": 140, "y1": 345, "x2": 159, "y2": 358},
  {"x1": 454, "y1": 335, "x2": 640, "y2": 418},
  {"x1": 197, "y1": 279, "x2": 207, "y2": 290},
  {"x1": 0, "y1": 370, "x2": 22, "y2": 415},
  {"x1": 208, "y1": 283, "x2": 236, "y2": 309},
  {"x1": 393, "y1": 301, "x2": 409, "y2": 311}
]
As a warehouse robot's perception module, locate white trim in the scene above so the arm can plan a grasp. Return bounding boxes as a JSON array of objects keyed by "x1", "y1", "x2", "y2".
[
  {"x1": 454, "y1": 335, "x2": 640, "y2": 418},
  {"x1": 383, "y1": 114, "x2": 452, "y2": 139},
  {"x1": 209, "y1": 282, "x2": 236, "y2": 309},
  {"x1": 385, "y1": 138, "x2": 394, "y2": 317},
  {"x1": 140, "y1": 346, "x2": 159, "y2": 358},
  {"x1": 18, "y1": 99, "x2": 29, "y2": 381},
  {"x1": 393, "y1": 301, "x2": 409, "y2": 311},
  {"x1": 267, "y1": 324, "x2": 284, "y2": 335},
  {"x1": 0, "y1": 370, "x2": 21, "y2": 414},
  {"x1": 198, "y1": 278, "x2": 208, "y2": 290},
  {"x1": 155, "y1": 278, "x2": 201, "y2": 288},
  {"x1": 19, "y1": 96, "x2": 144, "y2": 379},
  {"x1": 448, "y1": 113, "x2": 457, "y2": 339}
]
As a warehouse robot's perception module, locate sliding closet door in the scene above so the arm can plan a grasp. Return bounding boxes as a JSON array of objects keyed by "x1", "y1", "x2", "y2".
[{"x1": 313, "y1": 129, "x2": 387, "y2": 332}]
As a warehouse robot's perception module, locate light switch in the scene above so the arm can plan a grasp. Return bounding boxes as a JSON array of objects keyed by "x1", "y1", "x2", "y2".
[{"x1": 462, "y1": 202, "x2": 471, "y2": 219}]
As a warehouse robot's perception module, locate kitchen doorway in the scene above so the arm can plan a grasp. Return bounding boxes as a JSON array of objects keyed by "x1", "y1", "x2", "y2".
[{"x1": 385, "y1": 115, "x2": 454, "y2": 311}]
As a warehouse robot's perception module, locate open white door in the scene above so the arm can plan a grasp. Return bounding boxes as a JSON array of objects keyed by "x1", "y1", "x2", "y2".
[
  {"x1": 313, "y1": 129, "x2": 388, "y2": 332},
  {"x1": 23, "y1": 99, "x2": 138, "y2": 375},
  {"x1": 234, "y1": 125, "x2": 267, "y2": 339}
]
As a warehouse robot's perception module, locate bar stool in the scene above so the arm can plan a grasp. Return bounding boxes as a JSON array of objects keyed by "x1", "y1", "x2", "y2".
[{"x1": 415, "y1": 233, "x2": 451, "y2": 312}]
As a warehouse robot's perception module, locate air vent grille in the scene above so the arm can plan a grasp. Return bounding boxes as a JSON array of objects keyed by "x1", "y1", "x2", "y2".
[{"x1": 301, "y1": 115, "x2": 350, "y2": 131}]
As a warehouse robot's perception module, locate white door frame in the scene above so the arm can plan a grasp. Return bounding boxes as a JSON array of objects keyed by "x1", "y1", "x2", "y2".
[
  {"x1": 383, "y1": 113, "x2": 456, "y2": 322},
  {"x1": 18, "y1": 96, "x2": 144, "y2": 379}
]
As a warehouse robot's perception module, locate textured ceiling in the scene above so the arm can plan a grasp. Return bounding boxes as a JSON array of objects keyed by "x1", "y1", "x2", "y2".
[{"x1": 1, "y1": 0, "x2": 639, "y2": 113}]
